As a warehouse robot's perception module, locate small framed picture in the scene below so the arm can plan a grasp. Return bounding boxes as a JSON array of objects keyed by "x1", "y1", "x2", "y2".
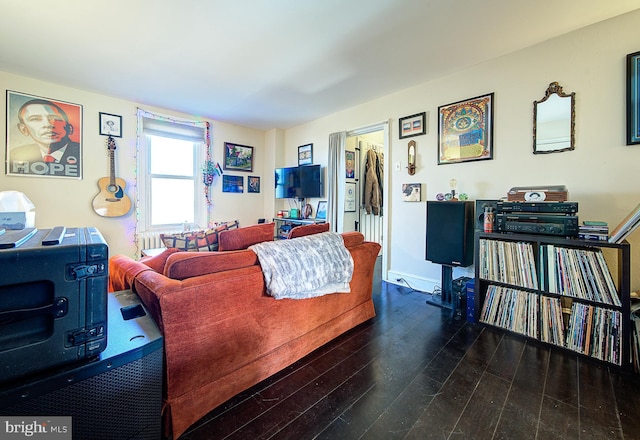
[
  {"x1": 402, "y1": 183, "x2": 422, "y2": 202},
  {"x1": 298, "y1": 143, "x2": 313, "y2": 166},
  {"x1": 316, "y1": 200, "x2": 327, "y2": 220},
  {"x1": 222, "y1": 175, "x2": 244, "y2": 193},
  {"x1": 224, "y1": 142, "x2": 254, "y2": 172},
  {"x1": 345, "y1": 182, "x2": 356, "y2": 212},
  {"x1": 627, "y1": 50, "x2": 640, "y2": 145},
  {"x1": 99, "y1": 112, "x2": 122, "y2": 137},
  {"x1": 345, "y1": 150, "x2": 355, "y2": 178},
  {"x1": 399, "y1": 112, "x2": 426, "y2": 139},
  {"x1": 248, "y1": 175, "x2": 260, "y2": 193}
]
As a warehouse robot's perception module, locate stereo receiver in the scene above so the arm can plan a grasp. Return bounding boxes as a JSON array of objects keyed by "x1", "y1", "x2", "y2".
[
  {"x1": 495, "y1": 213, "x2": 579, "y2": 237},
  {"x1": 496, "y1": 201, "x2": 578, "y2": 215}
]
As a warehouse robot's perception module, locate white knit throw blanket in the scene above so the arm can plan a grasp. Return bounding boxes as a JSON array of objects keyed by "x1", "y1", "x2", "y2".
[{"x1": 249, "y1": 232, "x2": 354, "y2": 300}]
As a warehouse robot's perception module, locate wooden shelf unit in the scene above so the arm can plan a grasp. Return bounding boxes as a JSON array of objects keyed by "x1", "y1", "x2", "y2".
[{"x1": 475, "y1": 231, "x2": 631, "y2": 368}]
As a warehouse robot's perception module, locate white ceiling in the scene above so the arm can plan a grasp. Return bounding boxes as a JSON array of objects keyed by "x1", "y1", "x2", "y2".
[{"x1": 1, "y1": 0, "x2": 639, "y2": 130}]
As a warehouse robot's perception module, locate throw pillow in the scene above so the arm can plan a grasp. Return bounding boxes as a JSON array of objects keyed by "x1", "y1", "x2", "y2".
[{"x1": 161, "y1": 224, "x2": 227, "y2": 252}]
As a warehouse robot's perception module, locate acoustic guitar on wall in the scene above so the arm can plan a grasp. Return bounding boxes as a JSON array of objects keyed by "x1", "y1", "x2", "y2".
[{"x1": 92, "y1": 136, "x2": 131, "y2": 217}]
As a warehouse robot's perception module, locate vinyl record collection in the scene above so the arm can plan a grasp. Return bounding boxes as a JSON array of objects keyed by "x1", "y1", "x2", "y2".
[
  {"x1": 478, "y1": 239, "x2": 538, "y2": 289},
  {"x1": 540, "y1": 296, "x2": 564, "y2": 346},
  {"x1": 479, "y1": 285, "x2": 538, "y2": 338},
  {"x1": 478, "y1": 237, "x2": 625, "y2": 367},
  {"x1": 564, "y1": 302, "x2": 621, "y2": 365},
  {"x1": 541, "y1": 245, "x2": 621, "y2": 306},
  {"x1": 480, "y1": 284, "x2": 622, "y2": 365},
  {"x1": 632, "y1": 300, "x2": 640, "y2": 371}
]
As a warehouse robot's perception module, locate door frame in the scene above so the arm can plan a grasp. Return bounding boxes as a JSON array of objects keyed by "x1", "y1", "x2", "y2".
[{"x1": 345, "y1": 120, "x2": 390, "y2": 282}]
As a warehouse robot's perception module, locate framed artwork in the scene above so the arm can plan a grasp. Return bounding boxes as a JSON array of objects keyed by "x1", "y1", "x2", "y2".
[
  {"x1": 6, "y1": 90, "x2": 83, "y2": 178},
  {"x1": 402, "y1": 183, "x2": 421, "y2": 202},
  {"x1": 399, "y1": 112, "x2": 426, "y2": 139},
  {"x1": 99, "y1": 112, "x2": 122, "y2": 137},
  {"x1": 345, "y1": 182, "x2": 356, "y2": 212},
  {"x1": 345, "y1": 150, "x2": 355, "y2": 178},
  {"x1": 224, "y1": 142, "x2": 254, "y2": 172},
  {"x1": 316, "y1": 200, "x2": 327, "y2": 220},
  {"x1": 438, "y1": 93, "x2": 494, "y2": 165},
  {"x1": 627, "y1": 51, "x2": 640, "y2": 145},
  {"x1": 298, "y1": 143, "x2": 313, "y2": 166},
  {"x1": 248, "y1": 175, "x2": 260, "y2": 193},
  {"x1": 222, "y1": 175, "x2": 244, "y2": 193}
]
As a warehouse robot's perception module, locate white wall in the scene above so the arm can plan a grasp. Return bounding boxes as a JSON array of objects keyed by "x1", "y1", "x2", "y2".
[
  {"x1": 3, "y1": 10, "x2": 640, "y2": 291},
  {"x1": 0, "y1": 71, "x2": 268, "y2": 258},
  {"x1": 283, "y1": 9, "x2": 640, "y2": 292}
]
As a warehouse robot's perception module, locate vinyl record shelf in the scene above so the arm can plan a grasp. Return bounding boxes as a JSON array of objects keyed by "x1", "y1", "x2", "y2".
[{"x1": 474, "y1": 231, "x2": 631, "y2": 369}]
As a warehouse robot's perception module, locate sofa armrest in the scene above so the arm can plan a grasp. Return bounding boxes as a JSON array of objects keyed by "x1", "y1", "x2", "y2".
[
  {"x1": 341, "y1": 231, "x2": 365, "y2": 248},
  {"x1": 132, "y1": 265, "x2": 267, "y2": 393},
  {"x1": 108, "y1": 255, "x2": 154, "y2": 292}
]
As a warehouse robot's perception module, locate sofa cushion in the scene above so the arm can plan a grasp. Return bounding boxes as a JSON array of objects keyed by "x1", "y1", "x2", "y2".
[
  {"x1": 218, "y1": 222, "x2": 275, "y2": 251},
  {"x1": 287, "y1": 222, "x2": 330, "y2": 239},
  {"x1": 140, "y1": 247, "x2": 179, "y2": 273},
  {"x1": 164, "y1": 249, "x2": 259, "y2": 280}
]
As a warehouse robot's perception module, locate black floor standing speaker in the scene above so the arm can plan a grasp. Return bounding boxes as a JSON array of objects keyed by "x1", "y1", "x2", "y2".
[
  {"x1": 426, "y1": 201, "x2": 474, "y2": 313},
  {"x1": 0, "y1": 290, "x2": 163, "y2": 440},
  {"x1": 426, "y1": 200, "x2": 474, "y2": 267}
]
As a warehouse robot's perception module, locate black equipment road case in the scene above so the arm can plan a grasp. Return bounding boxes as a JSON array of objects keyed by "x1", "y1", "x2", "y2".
[
  {"x1": 0, "y1": 227, "x2": 108, "y2": 385},
  {"x1": 0, "y1": 290, "x2": 163, "y2": 440}
]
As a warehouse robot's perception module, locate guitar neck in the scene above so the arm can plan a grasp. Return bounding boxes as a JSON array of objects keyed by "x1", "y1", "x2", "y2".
[{"x1": 109, "y1": 148, "x2": 116, "y2": 186}]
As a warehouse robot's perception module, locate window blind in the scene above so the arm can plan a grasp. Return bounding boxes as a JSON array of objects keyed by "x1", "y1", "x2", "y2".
[{"x1": 142, "y1": 117, "x2": 205, "y2": 142}]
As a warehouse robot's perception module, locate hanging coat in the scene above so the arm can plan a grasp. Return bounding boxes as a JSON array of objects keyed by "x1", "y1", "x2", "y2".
[
  {"x1": 376, "y1": 150, "x2": 384, "y2": 210},
  {"x1": 363, "y1": 149, "x2": 382, "y2": 215}
]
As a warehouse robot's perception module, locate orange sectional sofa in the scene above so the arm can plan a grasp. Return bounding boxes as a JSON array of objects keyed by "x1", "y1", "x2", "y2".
[{"x1": 108, "y1": 228, "x2": 380, "y2": 439}]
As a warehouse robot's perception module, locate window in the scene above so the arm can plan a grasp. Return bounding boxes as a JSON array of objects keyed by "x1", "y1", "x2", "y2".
[{"x1": 137, "y1": 113, "x2": 207, "y2": 232}]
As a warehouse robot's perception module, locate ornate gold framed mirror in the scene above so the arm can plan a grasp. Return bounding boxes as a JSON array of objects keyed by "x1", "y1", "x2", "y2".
[{"x1": 533, "y1": 82, "x2": 575, "y2": 154}]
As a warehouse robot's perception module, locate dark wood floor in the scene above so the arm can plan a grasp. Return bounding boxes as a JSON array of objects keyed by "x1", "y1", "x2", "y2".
[{"x1": 180, "y1": 261, "x2": 640, "y2": 440}]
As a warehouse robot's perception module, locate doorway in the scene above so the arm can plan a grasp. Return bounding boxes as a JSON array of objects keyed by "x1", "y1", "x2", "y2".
[{"x1": 343, "y1": 122, "x2": 389, "y2": 281}]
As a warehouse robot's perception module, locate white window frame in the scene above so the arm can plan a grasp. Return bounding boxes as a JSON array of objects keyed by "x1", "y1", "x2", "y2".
[{"x1": 136, "y1": 112, "x2": 208, "y2": 233}]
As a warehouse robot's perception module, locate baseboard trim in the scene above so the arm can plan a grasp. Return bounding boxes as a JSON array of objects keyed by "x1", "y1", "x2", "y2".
[{"x1": 386, "y1": 266, "x2": 474, "y2": 294}]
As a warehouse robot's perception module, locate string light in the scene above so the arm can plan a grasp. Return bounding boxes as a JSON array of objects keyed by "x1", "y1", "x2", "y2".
[{"x1": 203, "y1": 121, "x2": 215, "y2": 208}]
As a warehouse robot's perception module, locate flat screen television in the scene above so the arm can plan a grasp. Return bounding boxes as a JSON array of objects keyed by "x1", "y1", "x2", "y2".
[{"x1": 275, "y1": 165, "x2": 322, "y2": 199}]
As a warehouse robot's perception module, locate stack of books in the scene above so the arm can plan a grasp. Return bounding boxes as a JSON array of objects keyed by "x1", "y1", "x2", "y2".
[{"x1": 579, "y1": 221, "x2": 609, "y2": 241}]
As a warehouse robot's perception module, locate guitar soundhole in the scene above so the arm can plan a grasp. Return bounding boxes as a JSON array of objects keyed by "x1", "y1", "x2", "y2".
[{"x1": 107, "y1": 184, "x2": 118, "y2": 193}]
